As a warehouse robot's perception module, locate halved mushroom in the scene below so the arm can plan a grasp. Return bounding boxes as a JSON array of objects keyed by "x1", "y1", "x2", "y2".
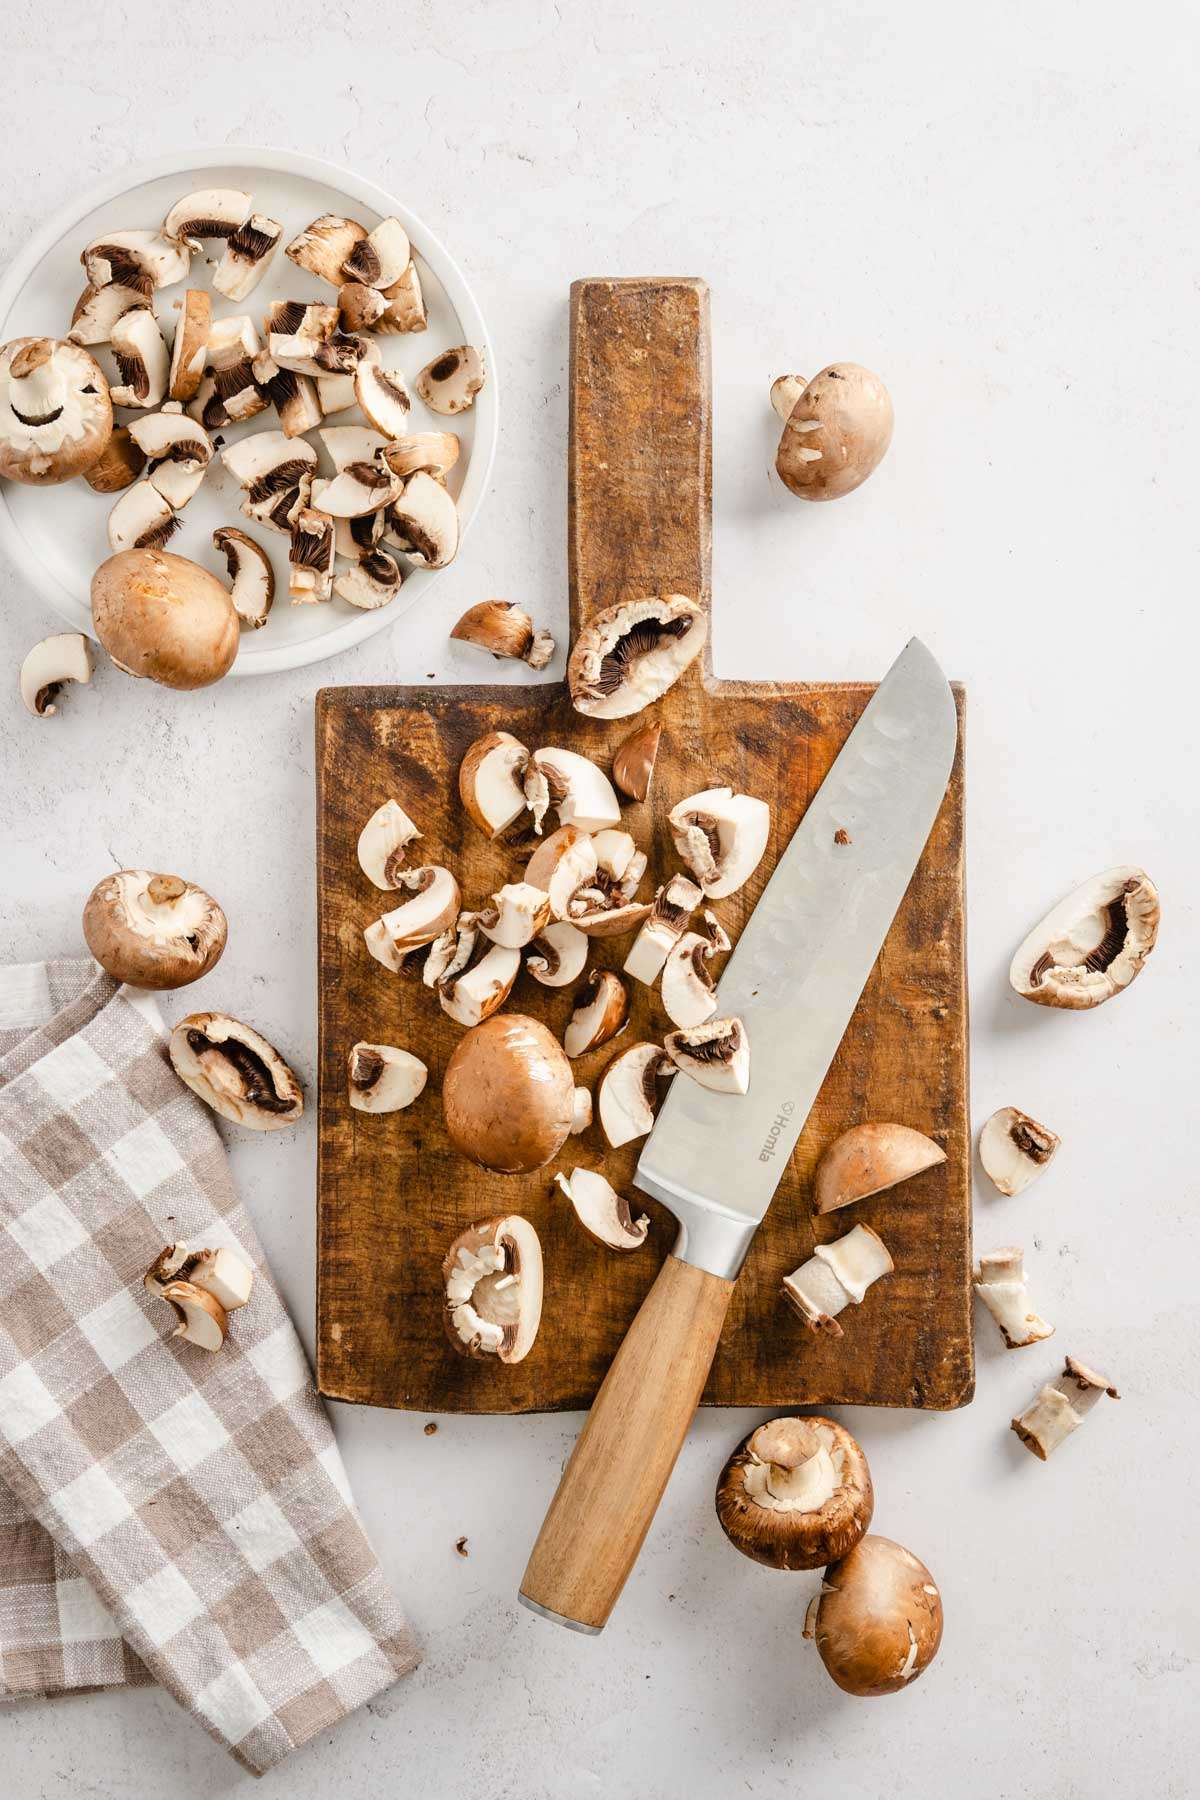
[
  {"x1": 381, "y1": 431, "x2": 460, "y2": 480},
  {"x1": 166, "y1": 289, "x2": 212, "y2": 403},
  {"x1": 803, "y1": 1536, "x2": 942, "y2": 1696},
  {"x1": 415, "y1": 344, "x2": 485, "y2": 415},
  {"x1": 347, "y1": 1041, "x2": 427, "y2": 1114},
  {"x1": 665, "y1": 1017, "x2": 749, "y2": 1094},
  {"x1": 459, "y1": 729, "x2": 530, "y2": 839},
  {"x1": 207, "y1": 314, "x2": 268, "y2": 423},
  {"x1": 285, "y1": 213, "x2": 369, "y2": 285},
  {"x1": 82, "y1": 870, "x2": 226, "y2": 989},
  {"x1": 169, "y1": 1013, "x2": 303, "y2": 1129},
  {"x1": 334, "y1": 550, "x2": 404, "y2": 610},
  {"x1": 288, "y1": 506, "x2": 335, "y2": 603},
  {"x1": 781, "y1": 1224, "x2": 894, "y2": 1338},
  {"x1": 375, "y1": 261, "x2": 428, "y2": 334},
  {"x1": 525, "y1": 747, "x2": 621, "y2": 835},
  {"x1": 0, "y1": 337, "x2": 112, "y2": 485},
  {"x1": 212, "y1": 526, "x2": 275, "y2": 630},
  {"x1": 107, "y1": 480, "x2": 179, "y2": 553},
  {"x1": 82, "y1": 230, "x2": 191, "y2": 293},
  {"x1": 83, "y1": 425, "x2": 145, "y2": 494},
  {"x1": 451, "y1": 600, "x2": 554, "y2": 670},
  {"x1": 660, "y1": 930, "x2": 723, "y2": 1029},
  {"x1": 612, "y1": 721, "x2": 662, "y2": 802},
  {"x1": 623, "y1": 873, "x2": 703, "y2": 985},
  {"x1": 526, "y1": 827, "x2": 599, "y2": 921},
  {"x1": 1011, "y1": 1357, "x2": 1119, "y2": 1460},
  {"x1": 442, "y1": 1215, "x2": 543, "y2": 1362},
  {"x1": 554, "y1": 1168, "x2": 648, "y2": 1252},
  {"x1": 383, "y1": 468, "x2": 458, "y2": 568},
  {"x1": 128, "y1": 410, "x2": 213, "y2": 508},
  {"x1": 568, "y1": 594, "x2": 706, "y2": 720},
  {"x1": 774, "y1": 365, "x2": 894, "y2": 502},
  {"x1": 343, "y1": 216, "x2": 411, "y2": 289},
  {"x1": 92, "y1": 549, "x2": 239, "y2": 687},
  {"x1": 525, "y1": 920, "x2": 589, "y2": 989},
  {"x1": 356, "y1": 798, "x2": 422, "y2": 889},
  {"x1": 109, "y1": 310, "x2": 169, "y2": 409},
  {"x1": 443, "y1": 1015, "x2": 575, "y2": 1171},
  {"x1": 163, "y1": 187, "x2": 251, "y2": 249},
  {"x1": 974, "y1": 1247, "x2": 1054, "y2": 1349},
  {"x1": 564, "y1": 970, "x2": 628, "y2": 1057},
  {"x1": 364, "y1": 866, "x2": 462, "y2": 969},
  {"x1": 221, "y1": 429, "x2": 318, "y2": 532},
  {"x1": 19, "y1": 632, "x2": 93, "y2": 717},
  {"x1": 438, "y1": 941, "x2": 521, "y2": 1029},
  {"x1": 68, "y1": 282, "x2": 149, "y2": 347},
  {"x1": 813, "y1": 1122, "x2": 946, "y2": 1215},
  {"x1": 355, "y1": 360, "x2": 413, "y2": 436},
  {"x1": 213, "y1": 214, "x2": 282, "y2": 301},
  {"x1": 978, "y1": 1107, "x2": 1060, "y2": 1197},
  {"x1": 668, "y1": 787, "x2": 771, "y2": 899},
  {"x1": 159, "y1": 1280, "x2": 228, "y2": 1352},
  {"x1": 1009, "y1": 867, "x2": 1160, "y2": 1010},
  {"x1": 478, "y1": 882, "x2": 552, "y2": 950},
  {"x1": 598, "y1": 1041, "x2": 676, "y2": 1148},
  {"x1": 251, "y1": 353, "x2": 322, "y2": 438},
  {"x1": 145, "y1": 1241, "x2": 255, "y2": 1313},
  {"x1": 716, "y1": 1416, "x2": 873, "y2": 1570}
]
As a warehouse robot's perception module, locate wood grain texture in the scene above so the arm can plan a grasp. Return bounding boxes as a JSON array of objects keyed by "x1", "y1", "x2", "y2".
[
  {"x1": 316, "y1": 276, "x2": 972, "y2": 1414},
  {"x1": 520, "y1": 1256, "x2": 734, "y2": 1631}
]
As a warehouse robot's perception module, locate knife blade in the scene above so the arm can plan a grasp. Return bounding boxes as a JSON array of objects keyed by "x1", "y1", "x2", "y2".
[{"x1": 520, "y1": 637, "x2": 957, "y2": 1634}]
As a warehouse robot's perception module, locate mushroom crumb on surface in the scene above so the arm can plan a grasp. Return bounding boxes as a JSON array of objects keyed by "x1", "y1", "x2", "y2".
[
  {"x1": 716, "y1": 1417, "x2": 873, "y2": 1570},
  {"x1": 454, "y1": 1536, "x2": 469, "y2": 1557}
]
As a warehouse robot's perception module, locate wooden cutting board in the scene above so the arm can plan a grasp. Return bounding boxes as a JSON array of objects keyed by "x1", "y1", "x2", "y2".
[{"x1": 315, "y1": 277, "x2": 972, "y2": 1415}]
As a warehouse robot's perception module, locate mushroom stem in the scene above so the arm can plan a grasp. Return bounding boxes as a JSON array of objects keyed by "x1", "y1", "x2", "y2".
[
  {"x1": 781, "y1": 1225, "x2": 894, "y2": 1338},
  {"x1": 973, "y1": 1247, "x2": 1054, "y2": 1348},
  {"x1": 1011, "y1": 1357, "x2": 1119, "y2": 1460}
]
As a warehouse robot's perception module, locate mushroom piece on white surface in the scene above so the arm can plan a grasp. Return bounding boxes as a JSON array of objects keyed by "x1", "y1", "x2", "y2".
[
  {"x1": 251, "y1": 353, "x2": 323, "y2": 438},
  {"x1": 978, "y1": 1107, "x2": 1061, "y2": 1197},
  {"x1": 568, "y1": 594, "x2": 707, "y2": 720},
  {"x1": 19, "y1": 633, "x2": 93, "y2": 717},
  {"x1": 168, "y1": 1012, "x2": 303, "y2": 1130},
  {"x1": 375, "y1": 261, "x2": 428, "y2": 334},
  {"x1": 554, "y1": 1168, "x2": 649, "y2": 1252},
  {"x1": 1009, "y1": 867, "x2": 1159, "y2": 1010},
  {"x1": 342, "y1": 216, "x2": 411, "y2": 290},
  {"x1": 333, "y1": 551, "x2": 404, "y2": 610},
  {"x1": 781, "y1": 1224, "x2": 894, "y2": 1339},
  {"x1": 973, "y1": 1247, "x2": 1054, "y2": 1349},
  {"x1": 288, "y1": 506, "x2": 336, "y2": 603},
  {"x1": 162, "y1": 187, "x2": 252, "y2": 249},
  {"x1": 128, "y1": 410, "x2": 213, "y2": 509},
  {"x1": 1011, "y1": 1357, "x2": 1119, "y2": 1460},
  {"x1": 802, "y1": 1535, "x2": 943, "y2": 1696},
  {"x1": 83, "y1": 426, "x2": 145, "y2": 494},
  {"x1": 213, "y1": 214, "x2": 283, "y2": 300},
  {"x1": 381, "y1": 432, "x2": 459, "y2": 480},
  {"x1": 82, "y1": 869, "x2": 227, "y2": 989},
  {"x1": 451, "y1": 601, "x2": 554, "y2": 669},
  {"x1": 773, "y1": 364, "x2": 895, "y2": 503},
  {"x1": 347, "y1": 1041, "x2": 427, "y2": 1113}
]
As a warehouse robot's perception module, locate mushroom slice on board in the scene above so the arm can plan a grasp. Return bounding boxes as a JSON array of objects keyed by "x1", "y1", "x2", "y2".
[
  {"x1": 347, "y1": 1041, "x2": 427, "y2": 1114},
  {"x1": 451, "y1": 600, "x2": 554, "y2": 670},
  {"x1": 803, "y1": 1536, "x2": 943, "y2": 1696},
  {"x1": 1011, "y1": 1357, "x2": 1119, "y2": 1460},
  {"x1": 20, "y1": 633, "x2": 93, "y2": 717},
  {"x1": 364, "y1": 866, "x2": 462, "y2": 968},
  {"x1": 167, "y1": 289, "x2": 212, "y2": 402},
  {"x1": 973, "y1": 1247, "x2": 1054, "y2": 1349},
  {"x1": 0, "y1": 337, "x2": 113, "y2": 486},
  {"x1": 356, "y1": 799, "x2": 422, "y2": 889},
  {"x1": 612, "y1": 721, "x2": 662, "y2": 802},
  {"x1": 109, "y1": 310, "x2": 169, "y2": 410},
  {"x1": 285, "y1": 213, "x2": 368, "y2": 286},
  {"x1": 1009, "y1": 867, "x2": 1160, "y2": 1010},
  {"x1": 525, "y1": 920, "x2": 589, "y2": 989},
  {"x1": 68, "y1": 282, "x2": 149, "y2": 347},
  {"x1": 978, "y1": 1107, "x2": 1060, "y2": 1197},
  {"x1": 773, "y1": 364, "x2": 894, "y2": 502},
  {"x1": 168, "y1": 1013, "x2": 303, "y2": 1130},
  {"x1": 442, "y1": 1216, "x2": 543, "y2": 1362},
  {"x1": 569, "y1": 898, "x2": 652, "y2": 939},
  {"x1": 82, "y1": 870, "x2": 226, "y2": 990},
  {"x1": 813, "y1": 1122, "x2": 946, "y2": 1215},
  {"x1": 664, "y1": 1016, "x2": 750, "y2": 1094},
  {"x1": 162, "y1": 188, "x2": 252, "y2": 249},
  {"x1": 106, "y1": 481, "x2": 180, "y2": 554},
  {"x1": 597, "y1": 1041, "x2": 675, "y2": 1148},
  {"x1": 661, "y1": 930, "x2": 723, "y2": 1029},
  {"x1": 145, "y1": 1241, "x2": 255, "y2": 1313},
  {"x1": 717, "y1": 1416, "x2": 873, "y2": 1570},
  {"x1": 438, "y1": 941, "x2": 521, "y2": 1029},
  {"x1": 623, "y1": 873, "x2": 703, "y2": 986},
  {"x1": 384, "y1": 468, "x2": 458, "y2": 567},
  {"x1": 554, "y1": 1168, "x2": 648, "y2": 1252},
  {"x1": 781, "y1": 1224, "x2": 893, "y2": 1339},
  {"x1": 213, "y1": 214, "x2": 282, "y2": 301},
  {"x1": 212, "y1": 527, "x2": 275, "y2": 630},
  {"x1": 423, "y1": 910, "x2": 478, "y2": 989},
  {"x1": 381, "y1": 431, "x2": 459, "y2": 480},
  {"x1": 342, "y1": 216, "x2": 411, "y2": 289},
  {"x1": 527, "y1": 828, "x2": 599, "y2": 922},
  {"x1": 128, "y1": 410, "x2": 213, "y2": 509},
  {"x1": 375, "y1": 261, "x2": 428, "y2": 333},
  {"x1": 568, "y1": 594, "x2": 707, "y2": 720},
  {"x1": 668, "y1": 787, "x2": 771, "y2": 900},
  {"x1": 415, "y1": 344, "x2": 485, "y2": 414},
  {"x1": 478, "y1": 882, "x2": 552, "y2": 951},
  {"x1": 334, "y1": 551, "x2": 404, "y2": 611},
  {"x1": 525, "y1": 747, "x2": 621, "y2": 835},
  {"x1": 564, "y1": 970, "x2": 628, "y2": 1058},
  {"x1": 83, "y1": 426, "x2": 145, "y2": 494},
  {"x1": 288, "y1": 507, "x2": 336, "y2": 603},
  {"x1": 82, "y1": 229, "x2": 191, "y2": 292},
  {"x1": 459, "y1": 729, "x2": 530, "y2": 839}
]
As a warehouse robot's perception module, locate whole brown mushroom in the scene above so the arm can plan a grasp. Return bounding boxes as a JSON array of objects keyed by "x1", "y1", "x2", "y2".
[
  {"x1": 773, "y1": 364, "x2": 893, "y2": 502},
  {"x1": 803, "y1": 1535, "x2": 943, "y2": 1697},
  {"x1": 717, "y1": 1416, "x2": 873, "y2": 1571},
  {"x1": 442, "y1": 1013, "x2": 576, "y2": 1173},
  {"x1": 92, "y1": 548, "x2": 239, "y2": 689},
  {"x1": 82, "y1": 870, "x2": 227, "y2": 990},
  {"x1": 0, "y1": 337, "x2": 112, "y2": 484}
]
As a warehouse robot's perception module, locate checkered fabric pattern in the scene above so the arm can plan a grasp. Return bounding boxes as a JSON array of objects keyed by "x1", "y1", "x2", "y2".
[{"x1": 0, "y1": 961, "x2": 418, "y2": 1773}]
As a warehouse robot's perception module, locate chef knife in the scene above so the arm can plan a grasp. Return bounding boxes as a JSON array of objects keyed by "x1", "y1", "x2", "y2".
[{"x1": 519, "y1": 638, "x2": 958, "y2": 1633}]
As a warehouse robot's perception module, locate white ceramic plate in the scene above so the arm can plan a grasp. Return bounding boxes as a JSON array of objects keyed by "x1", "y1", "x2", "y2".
[{"x1": 0, "y1": 147, "x2": 497, "y2": 676}]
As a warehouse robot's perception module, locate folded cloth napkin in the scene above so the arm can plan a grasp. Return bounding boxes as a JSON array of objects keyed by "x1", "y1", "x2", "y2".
[{"x1": 0, "y1": 960, "x2": 418, "y2": 1772}]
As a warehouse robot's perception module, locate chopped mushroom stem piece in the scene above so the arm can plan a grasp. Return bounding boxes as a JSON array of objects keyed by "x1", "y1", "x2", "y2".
[
  {"x1": 442, "y1": 1216, "x2": 543, "y2": 1362},
  {"x1": 973, "y1": 1247, "x2": 1054, "y2": 1349},
  {"x1": 347, "y1": 1041, "x2": 428, "y2": 1113},
  {"x1": 612, "y1": 721, "x2": 662, "y2": 802},
  {"x1": 804, "y1": 1536, "x2": 943, "y2": 1696},
  {"x1": 716, "y1": 1417, "x2": 873, "y2": 1569},
  {"x1": 598, "y1": 1041, "x2": 675, "y2": 1148},
  {"x1": 1009, "y1": 867, "x2": 1160, "y2": 1010},
  {"x1": 19, "y1": 633, "x2": 93, "y2": 717},
  {"x1": 1011, "y1": 1357, "x2": 1119, "y2": 1460},
  {"x1": 668, "y1": 787, "x2": 771, "y2": 899},
  {"x1": 664, "y1": 1017, "x2": 750, "y2": 1094},
  {"x1": 356, "y1": 799, "x2": 422, "y2": 889},
  {"x1": 774, "y1": 364, "x2": 894, "y2": 502},
  {"x1": 416, "y1": 344, "x2": 485, "y2": 414},
  {"x1": 451, "y1": 601, "x2": 555, "y2": 669},
  {"x1": 478, "y1": 882, "x2": 552, "y2": 950},
  {"x1": 623, "y1": 873, "x2": 703, "y2": 985},
  {"x1": 168, "y1": 1013, "x2": 303, "y2": 1131},
  {"x1": 979, "y1": 1107, "x2": 1061, "y2": 1197},
  {"x1": 554, "y1": 1169, "x2": 648, "y2": 1252},
  {"x1": 781, "y1": 1224, "x2": 894, "y2": 1339},
  {"x1": 813, "y1": 1122, "x2": 946, "y2": 1215},
  {"x1": 82, "y1": 870, "x2": 226, "y2": 989},
  {"x1": 145, "y1": 1242, "x2": 255, "y2": 1313},
  {"x1": 443, "y1": 1016, "x2": 575, "y2": 1172},
  {"x1": 568, "y1": 594, "x2": 706, "y2": 720}
]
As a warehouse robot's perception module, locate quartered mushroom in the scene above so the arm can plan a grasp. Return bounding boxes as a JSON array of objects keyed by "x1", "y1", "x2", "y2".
[
  {"x1": 263, "y1": 298, "x2": 340, "y2": 339},
  {"x1": 221, "y1": 429, "x2": 318, "y2": 533},
  {"x1": 623, "y1": 873, "x2": 703, "y2": 985},
  {"x1": 375, "y1": 261, "x2": 428, "y2": 334},
  {"x1": 342, "y1": 216, "x2": 411, "y2": 289},
  {"x1": 973, "y1": 1247, "x2": 1054, "y2": 1349},
  {"x1": 162, "y1": 187, "x2": 252, "y2": 250},
  {"x1": 978, "y1": 1107, "x2": 1060, "y2": 1197},
  {"x1": 288, "y1": 506, "x2": 336, "y2": 603},
  {"x1": 443, "y1": 1015, "x2": 576, "y2": 1172},
  {"x1": 451, "y1": 600, "x2": 554, "y2": 669},
  {"x1": 568, "y1": 897, "x2": 652, "y2": 939},
  {"x1": 525, "y1": 920, "x2": 589, "y2": 989},
  {"x1": 598, "y1": 1041, "x2": 676, "y2": 1148},
  {"x1": 664, "y1": 1016, "x2": 750, "y2": 1094},
  {"x1": 110, "y1": 310, "x2": 169, "y2": 409},
  {"x1": 68, "y1": 282, "x2": 149, "y2": 348},
  {"x1": 285, "y1": 213, "x2": 369, "y2": 286},
  {"x1": 83, "y1": 426, "x2": 146, "y2": 494},
  {"x1": 781, "y1": 1224, "x2": 894, "y2": 1338},
  {"x1": 1009, "y1": 866, "x2": 1160, "y2": 1010},
  {"x1": 0, "y1": 337, "x2": 112, "y2": 485},
  {"x1": 187, "y1": 375, "x2": 229, "y2": 434},
  {"x1": 477, "y1": 882, "x2": 552, "y2": 950},
  {"x1": 381, "y1": 432, "x2": 460, "y2": 480},
  {"x1": 251, "y1": 353, "x2": 323, "y2": 438},
  {"x1": 803, "y1": 1536, "x2": 943, "y2": 1697},
  {"x1": 145, "y1": 1241, "x2": 255, "y2": 1314},
  {"x1": 269, "y1": 327, "x2": 372, "y2": 379},
  {"x1": 213, "y1": 214, "x2": 283, "y2": 300},
  {"x1": 525, "y1": 827, "x2": 599, "y2": 921},
  {"x1": 383, "y1": 468, "x2": 458, "y2": 567},
  {"x1": 415, "y1": 344, "x2": 485, "y2": 414},
  {"x1": 554, "y1": 1168, "x2": 648, "y2": 1252},
  {"x1": 167, "y1": 290, "x2": 212, "y2": 402},
  {"x1": 612, "y1": 721, "x2": 662, "y2": 802},
  {"x1": 442, "y1": 1215, "x2": 543, "y2": 1362},
  {"x1": 318, "y1": 456, "x2": 404, "y2": 519},
  {"x1": 127, "y1": 410, "x2": 213, "y2": 508},
  {"x1": 337, "y1": 280, "x2": 388, "y2": 333},
  {"x1": 564, "y1": 969, "x2": 628, "y2": 1057},
  {"x1": 212, "y1": 526, "x2": 275, "y2": 629},
  {"x1": 773, "y1": 364, "x2": 894, "y2": 502},
  {"x1": 107, "y1": 481, "x2": 179, "y2": 554},
  {"x1": 168, "y1": 1012, "x2": 303, "y2": 1130},
  {"x1": 438, "y1": 940, "x2": 520, "y2": 1029},
  {"x1": 334, "y1": 550, "x2": 404, "y2": 610},
  {"x1": 459, "y1": 729, "x2": 531, "y2": 839},
  {"x1": 813, "y1": 1122, "x2": 946, "y2": 1215},
  {"x1": 19, "y1": 632, "x2": 93, "y2": 717},
  {"x1": 716, "y1": 1416, "x2": 873, "y2": 1570},
  {"x1": 568, "y1": 594, "x2": 706, "y2": 720},
  {"x1": 363, "y1": 866, "x2": 462, "y2": 970},
  {"x1": 424, "y1": 910, "x2": 478, "y2": 989},
  {"x1": 347, "y1": 1041, "x2": 427, "y2": 1114},
  {"x1": 668, "y1": 787, "x2": 771, "y2": 899},
  {"x1": 661, "y1": 929, "x2": 725, "y2": 1029},
  {"x1": 355, "y1": 361, "x2": 413, "y2": 437},
  {"x1": 82, "y1": 869, "x2": 227, "y2": 989},
  {"x1": 356, "y1": 798, "x2": 422, "y2": 889},
  {"x1": 331, "y1": 506, "x2": 385, "y2": 561},
  {"x1": 156, "y1": 1281, "x2": 228, "y2": 1352},
  {"x1": 82, "y1": 229, "x2": 191, "y2": 292},
  {"x1": 1011, "y1": 1357, "x2": 1119, "y2": 1460},
  {"x1": 524, "y1": 747, "x2": 621, "y2": 835},
  {"x1": 207, "y1": 314, "x2": 268, "y2": 423}
]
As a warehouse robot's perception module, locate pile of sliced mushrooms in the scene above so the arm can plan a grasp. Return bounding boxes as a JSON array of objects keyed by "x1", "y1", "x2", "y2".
[{"x1": 5, "y1": 184, "x2": 487, "y2": 703}]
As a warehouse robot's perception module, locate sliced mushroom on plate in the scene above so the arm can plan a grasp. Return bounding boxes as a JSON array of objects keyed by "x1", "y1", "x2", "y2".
[
  {"x1": 145, "y1": 1241, "x2": 255, "y2": 1314},
  {"x1": 187, "y1": 375, "x2": 229, "y2": 434},
  {"x1": 331, "y1": 507, "x2": 385, "y2": 561},
  {"x1": 251, "y1": 354, "x2": 323, "y2": 438},
  {"x1": 661, "y1": 929, "x2": 725, "y2": 1029},
  {"x1": 342, "y1": 216, "x2": 411, "y2": 289},
  {"x1": 612, "y1": 721, "x2": 662, "y2": 802},
  {"x1": 107, "y1": 479, "x2": 179, "y2": 554},
  {"x1": 82, "y1": 230, "x2": 191, "y2": 292},
  {"x1": 525, "y1": 919, "x2": 589, "y2": 989},
  {"x1": 285, "y1": 213, "x2": 368, "y2": 286},
  {"x1": 477, "y1": 882, "x2": 552, "y2": 950},
  {"x1": 664, "y1": 1016, "x2": 750, "y2": 1094},
  {"x1": 162, "y1": 187, "x2": 252, "y2": 249},
  {"x1": 773, "y1": 364, "x2": 894, "y2": 502},
  {"x1": 1009, "y1": 867, "x2": 1159, "y2": 1010},
  {"x1": 781, "y1": 1224, "x2": 894, "y2": 1338},
  {"x1": 68, "y1": 282, "x2": 149, "y2": 348},
  {"x1": 213, "y1": 214, "x2": 283, "y2": 301},
  {"x1": 166, "y1": 289, "x2": 212, "y2": 402},
  {"x1": 347, "y1": 1041, "x2": 427, "y2": 1113},
  {"x1": 355, "y1": 361, "x2": 413, "y2": 437},
  {"x1": 623, "y1": 873, "x2": 703, "y2": 986},
  {"x1": 212, "y1": 526, "x2": 274, "y2": 629},
  {"x1": 83, "y1": 426, "x2": 145, "y2": 494},
  {"x1": 19, "y1": 632, "x2": 93, "y2": 717},
  {"x1": 525, "y1": 747, "x2": 621, "y2": 835},
  {"x1": 333, "y1": 550, "x2": 404, "y2": 610},
  {"x1": 356, "y1": 798, "x2": 422, "y2": 889},
  {"x1": 716, "y1": 1416, "x2": 873, "y2": 1570},
  {"x1": 381, "y1": 432, "x2": 459, "y2": 480},
  {"x1": 221, "y1": 429, "x2": 318, "y2": 532},
  {"x1": 269, "y1": 327, "x2": 372, "y2": 379},
  {"x1": 568, "y1": 594, "x2": 706, "y2": 720},
  {"x1": 288, "y1": 506, "x2": 336, "y2": 603},
  {"x1": 127, "y1": 410, "x2": 213, "y2": 508},
  {"x1": 264, "y1": 298, "x2": 341, "y2": 339},
  {"x1": 208, "y1": 314, "x2": 268, "y2": 423},
  {"x1": 668, "y1": 787, "x2": 771, "y2": 899},
  {"x1": 598, "y1": 1041, "x2": 676, "y2": 1148},
  {"x1": 554, "y1": 1168, "x2": 648, "y2": 1252},
  {"x1": 337, "y1": 280, "x2": 388, "y2": 333},
  {"x1": 442, "y1": 1015, "x2": 575, "y2": 1171},
  {"x1": 0, "y1": 337, "x2": 112, "y2": 485},
  {"x1": 375, "y1": 261, "x2": 428, "y2": 333},
  {"x1": 415, "y1": 344, "x2": 485, "y2": 414},
  {"x1": 451, "y1": 601, "x2": 554, "y2": 670},
  {"x1": 973, "y1": 1247, "x2": 1054, "y2": 1349},
  {"x1": 525, "y1": 827, "x2": 598, "y2": 921},
  {"x1": 459, "y1": 729, "x2": 530, "y2": 839},
  {"x1": 168, "y1": 1012, "x2": 303, "y2": 1130},
  {"x1": 364, "y1": 866, "x2": 462, "y2": 969},
  {"x1": 318, "y1": 457, "x2": 404, "y2": 518},
  {"x1": 82, "y1": 869, "x2": 227, "y2": 989},
  {"x1": 443, "y1": 1215, "x2": 543, "y2": 1362},
  {"x1": 110, "y1": 309, "x2": 169, "y2": 409},
  {"x1": 1011, "y1": 1357, "x2": 1119, "y2": 1460},
  {"x1": 978, "y1": 1106, "x2": 1060, "y2": 1197},
  {"x1": 564, "y1": 970, "x2": 628, "y2": 1058},
  {"x1": 384, "y1": 468, "x2": 458, "y2": 567},
  {"x1": 813, "y1": 1122, "x2": 946, "y2": 1215},
  {"x1": 803, "y1": 1536, "x2": 943, "y2": 1696}
]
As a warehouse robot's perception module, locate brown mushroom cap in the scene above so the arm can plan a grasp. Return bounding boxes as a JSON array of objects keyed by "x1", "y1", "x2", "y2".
[
  {"x1": 775, "y1": 364, "x2": 893, "y2": 502},
  {"x1": 716, "y1": 1416, "x2": 873, "y2": 1570},
  {"x1": 82, "y1": 869, "x2": 227, "y2": 990},
  {"x1": 91, "y1": 548, "x2": 239, "y2": 689},
  {"x1": 442, "y1": 1013, "x2": 576, "y2": 1173},
  {"x1": 805, "y1": 1535, "x2": 943, "y2": 1697},
  {"x1": 813, "y1": 1122, "x2": 945, "y2": 1214}
]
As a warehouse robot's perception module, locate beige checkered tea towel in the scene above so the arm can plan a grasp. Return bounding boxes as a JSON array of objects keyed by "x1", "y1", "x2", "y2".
[{"x1": 0, "y1": 960, "x2": 418, "y2": 1772}]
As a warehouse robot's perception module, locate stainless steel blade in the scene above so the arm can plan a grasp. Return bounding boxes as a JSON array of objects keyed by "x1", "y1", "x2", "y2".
[{"x1": 634, "y1": 637, "x2": 958, "y2": 1279}]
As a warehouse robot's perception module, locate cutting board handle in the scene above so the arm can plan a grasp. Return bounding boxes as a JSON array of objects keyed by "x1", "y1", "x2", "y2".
[{"x1": 519, "y1": 1254, "x2": 733, "y2": 1632}]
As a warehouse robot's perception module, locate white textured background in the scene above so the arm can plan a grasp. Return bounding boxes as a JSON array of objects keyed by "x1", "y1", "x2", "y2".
[{"x1": 2, "y1": 3, "x2": 1198, "y2": 1795}]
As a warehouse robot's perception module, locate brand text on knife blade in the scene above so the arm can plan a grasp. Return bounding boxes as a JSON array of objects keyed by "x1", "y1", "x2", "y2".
[{"x1": 759, "y1": 1101, "x2": 797, "y2": 1162}]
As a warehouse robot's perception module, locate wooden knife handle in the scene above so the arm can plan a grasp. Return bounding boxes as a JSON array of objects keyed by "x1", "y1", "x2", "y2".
[{"x1": 519, "y1": 1254, "x2": 733, "y2": 1632}]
